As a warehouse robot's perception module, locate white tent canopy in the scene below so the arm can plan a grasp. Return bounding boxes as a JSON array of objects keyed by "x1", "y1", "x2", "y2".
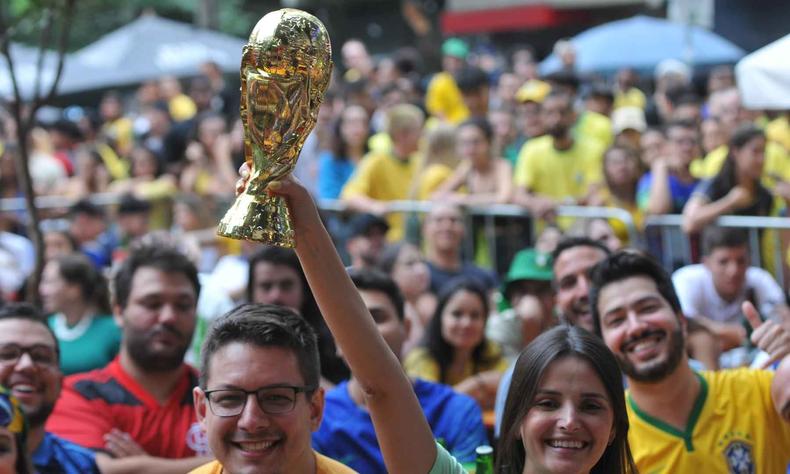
[{"x1": 736, "y1": 33, "x2": 790, "y2": 110}]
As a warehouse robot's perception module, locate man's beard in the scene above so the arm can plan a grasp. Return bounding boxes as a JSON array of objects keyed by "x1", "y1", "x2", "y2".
[
  {"x1": 26, "y1": 402, "x2": 55, "y2": 429},
  {"x1": 616, "y1": 327, "x2": 685, "y2": 383},
  {"x1": 125, "y1": 324, "x2": 190, "y2": 372},
  {"x1": 547, "y1": 125, "x2": 569, "y2": 139}
]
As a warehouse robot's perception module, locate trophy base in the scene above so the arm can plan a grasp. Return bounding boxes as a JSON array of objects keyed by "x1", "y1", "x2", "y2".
[{"x1": 217, "y1": 192, "x2": 295, "y2": 248}]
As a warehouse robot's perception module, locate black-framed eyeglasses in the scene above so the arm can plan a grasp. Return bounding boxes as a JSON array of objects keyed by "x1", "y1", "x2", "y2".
[
  {"x1": 0, "y1": 344, "x2": 58, "y2": 368},
  {"x1": 203, "y1": 385, "x2": 316, "y2": 417}
]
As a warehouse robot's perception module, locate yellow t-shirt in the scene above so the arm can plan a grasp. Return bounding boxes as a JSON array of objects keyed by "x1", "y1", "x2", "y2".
[
  {"x1": 513, "y1": 135, "x2": 604, "y2": 201},
  {"x1": 425, "y1": 72, "x2": 470, "y2": 125},
  {"x1": 626, "y1": 369, "x2": 790, "y2": 474},
  {"x1": 575, "y1": 111, "x2": 613, "y2": 149},
  {"x1": 614, "y1": 87, "x2": 647, "y2": 110},
  {"x1": 340, "y1": 151, "x2": 417, "y2": 242},
  {"x1": 189, "y1": 451, "x2": 359, "y2": 473},
  {"x1": 766, "y1": 115, "x2": 789, "y2": 151},
  {"x1": 416, "y1": 163, "x2": 454, "y2": 200},
  {"x1": 403, "y1": 342, "x2": 509, "y2": 386},
  {"x1": 692, "y1": 142, "x2": 790, "y2": 184}
]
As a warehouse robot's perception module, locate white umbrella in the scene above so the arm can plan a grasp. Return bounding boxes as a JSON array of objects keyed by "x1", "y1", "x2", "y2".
[{"x1": 736, "y1": 33, "x2": 790, "y2": 110}]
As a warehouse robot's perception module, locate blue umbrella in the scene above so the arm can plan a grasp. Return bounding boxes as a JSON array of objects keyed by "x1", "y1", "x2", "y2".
[{"x1": 540, "y1": 15, "x2": 746, "y2": 75}]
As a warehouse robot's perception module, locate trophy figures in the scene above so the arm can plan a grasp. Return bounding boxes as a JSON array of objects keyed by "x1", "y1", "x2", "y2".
[{"x1": 217, "y1": 9, "x2": 332, "y2": 247}]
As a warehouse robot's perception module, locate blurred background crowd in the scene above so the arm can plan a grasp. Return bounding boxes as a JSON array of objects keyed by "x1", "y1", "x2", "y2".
[{"x1": 1, "y1": 0, "x2": 789, "y2": 453}]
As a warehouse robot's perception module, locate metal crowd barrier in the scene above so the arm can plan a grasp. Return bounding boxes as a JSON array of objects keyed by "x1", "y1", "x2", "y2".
[
  {"x1": 318, "y1": 199, "x2": 638, "y2": 275},
  {"x1": 643, "y1": 214, "x2": 790, "y2": 290},
  {"x1": 2, "y1": 194, "x2": 638, "y2": 276}
]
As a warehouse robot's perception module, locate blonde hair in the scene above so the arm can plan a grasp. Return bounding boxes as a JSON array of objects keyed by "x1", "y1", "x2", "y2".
[
  {"x1": 385, "y1": 103, "x2": 424, "y2": 135},
  {"x1": 408, "y1": 123, "x2": 459, "y2": 200}
]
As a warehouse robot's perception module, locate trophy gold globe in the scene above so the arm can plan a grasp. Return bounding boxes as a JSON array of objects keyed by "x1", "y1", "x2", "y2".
[{"x1": 217, "y1": 8, "x2": 332, "y2": 247}]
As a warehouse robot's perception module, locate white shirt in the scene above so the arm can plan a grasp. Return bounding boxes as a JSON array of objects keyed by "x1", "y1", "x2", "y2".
[{"x1": 672, "y1": 263, "x2": 786, "y2": 324}]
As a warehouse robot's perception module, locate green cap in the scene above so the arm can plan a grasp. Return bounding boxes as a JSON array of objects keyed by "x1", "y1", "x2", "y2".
[
  {"x1": 504, "y1": 249, "x2": 553, "y2": 284},
  {"x1": 442, "y1": 38, "x2": 469, "y2": 59}
]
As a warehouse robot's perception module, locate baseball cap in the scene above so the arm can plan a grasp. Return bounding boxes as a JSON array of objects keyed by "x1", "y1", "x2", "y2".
[
  {"x1": 347, "y1": 213, "x2": 389, "y2": 239},
  {"x1": 442, "y1": 38, "x2": 469, "y2": 59},
  {"x1": 515, "y1": 80, "x2": 551, "y2": 104},
  {"x1": 612, "y1": 106, "x2": 647, "y2": 134},
  {"x1": 504, "y1": 249, "x2": 553, "y2": 284}
]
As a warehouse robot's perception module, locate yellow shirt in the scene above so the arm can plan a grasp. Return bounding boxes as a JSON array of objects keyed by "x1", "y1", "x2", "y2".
[
  {"x1": 692, "y1": 142, "x2": 790, "y2": 184},
  {"x1": 626, "y1": 369, "x2": 790, "y2": 474},
  {"x1": 189, "y1": 451, "x2": 359, "y2": 473},
  {"x1": 340, "y1": 151, "x2": 417, "y2": 242},
  {"x1": 416, "y1": 163, "x2": 454, "y2": 200},
  {"x1": 575, "y1": 111, "x2": 613, "y2": 149},
  {"x1": 514, "y1": 135, "x2": 604, "y2": 201},
  {"x1": 614, "y1": 87, "x2": 647, "y2": 110},
  {"x1": 403, "y1": 342, "x2": 509, "y2": 386},
  {"x1": 766, "y1": 115, "x2": 789, "y2": 151},
  {"x1": 425, "y1": 72, "x2": 470, "y2": 125},
  {"x1": 169, "y1": 94, "x2": 197, "y2": 122}
]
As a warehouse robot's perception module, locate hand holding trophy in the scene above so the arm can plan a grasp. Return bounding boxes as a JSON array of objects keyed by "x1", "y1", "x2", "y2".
[{"x1": 217, "y1": 9, "x2": 332, "y2": 247}]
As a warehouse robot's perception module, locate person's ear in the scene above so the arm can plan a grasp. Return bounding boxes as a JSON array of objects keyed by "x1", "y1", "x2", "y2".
[
  {"x1": 194, "y1": 387, "x2": 207, "y2": 425},
  {"x1": 608, "y1": 427, "x2": 616, "y2": 446},
  {"x1": 112, "y1": 304, "x2": 124, "y2": 328},
  {"x1": 402, "y1": 315, "x2": 412, "y2": 338},
  {"x1": 309, "y1": 387, "x2": 325, "y2": 432}
]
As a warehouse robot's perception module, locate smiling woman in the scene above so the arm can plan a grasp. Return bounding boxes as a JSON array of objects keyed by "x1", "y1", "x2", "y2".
[{"x1": 496, "y1": 325, "x2": 637, "y2": 474}]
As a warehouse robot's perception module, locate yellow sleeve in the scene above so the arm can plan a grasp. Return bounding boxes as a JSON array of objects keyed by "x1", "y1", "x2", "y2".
[
  {"x1": 188, "y1": 461, "x2": 223, "y2": 474},
  {"x1": 403, "y1": 347, "x2": 441, "y2": 382},
  {"x1": 340, "y1": 155, "x2": 377, "y2": 199},
  {"x1": 764, "y1": 141, "x2": 790, "y2": 182},
  {"x1": 418, "y1": 164, "x2": 453, "y2": 200},
  {"x1": 583, "y1": 140, "x2": 605, "y2": 185},
  {"x1": 513, "y1": 142, "x2": 537, "y2": 189}
]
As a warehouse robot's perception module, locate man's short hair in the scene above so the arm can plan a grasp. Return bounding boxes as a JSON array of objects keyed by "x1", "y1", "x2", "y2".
[
  {"x1": 702, "y1": 227, "x2": 749, "y2": 256},
  {"x1": 0, "y1": 303, "x2": 59, "y2": 358},
  {"x1": 199, "y1": 304, "x2": 320, "y2": 390},
  {"x1": 113, "y1": 243, "x2": 200, "y2": 309},
  {"x1": 551, "y1": 236, "x2": 611, "y2": 269},
  {"x1": 348, "y1": 268, "x2": 405, "y2": 321},
  {"x1": 589, "y1": 251, "x2": 682, "y2": 337},
  {"x1": 455, "y1": 66, "x2": 489, "y2": 94},
  {"x1": 69, "y1": 199, "x2": 105, "y2": 219}
]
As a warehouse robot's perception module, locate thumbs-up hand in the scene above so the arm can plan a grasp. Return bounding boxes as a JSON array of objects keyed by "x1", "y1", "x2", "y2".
[{"x1": 745, "y1": 301, "x2": 790, "y2": 369}]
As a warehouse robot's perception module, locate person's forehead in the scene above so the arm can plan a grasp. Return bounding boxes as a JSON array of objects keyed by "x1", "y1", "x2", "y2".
[
  {"x1": 0, "y1": 319, "x2": 57, "y2": 348},
  {"x1": 359, "y1": 289, "x2": 399, "y2": 318},
  {"x1": 598, "y1": 275, "x2": 663, "y2": 311},
  {"x1": 207, "y1": 343, "x2": 304, "y2": 387},
  {"x1": 129, "y1": 267, "x2": 196, "y2": 297},
  {"x1": 554, "y1": 246, "x2": 606, "y2": 276},
  {"x1": 429, "y1": 205, "x2": 462, "y2": 221},
  {"x1": 709, "y1": 245, "x2": 748, "y2": 259},
  {"x1": 255, "y1": 262, "x2": 300, "y2": 281}
]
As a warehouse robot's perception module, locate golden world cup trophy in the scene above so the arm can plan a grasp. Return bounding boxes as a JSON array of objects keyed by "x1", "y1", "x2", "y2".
[{"x1": 217, "y1": 9, "x2": 332, "y2": 247}]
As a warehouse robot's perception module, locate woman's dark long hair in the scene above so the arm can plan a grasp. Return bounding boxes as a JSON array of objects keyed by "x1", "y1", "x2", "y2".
[
  {"x1": 330, "y1": 106, "x2": 370, "y2": 160},
  {"x1": 422, "y1": 277, "x2": 493, "y2": 383},
  {"x1": 496, "y1": 325, "x2": 637, "y2": 474},
  {"x1": 706, "y1": 124, "x2": 765, "y2": 201},
  {"x1": 56, "y1": 253, "x2": 111, "y2": 314}
]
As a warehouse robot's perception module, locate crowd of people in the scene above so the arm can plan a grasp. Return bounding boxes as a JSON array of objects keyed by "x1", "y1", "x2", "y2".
[{"x1": 1, "y1": 28, "x2": 790, "y2": 474}]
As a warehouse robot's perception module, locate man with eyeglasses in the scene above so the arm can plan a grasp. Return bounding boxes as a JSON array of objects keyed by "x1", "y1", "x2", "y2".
[
  {"x1": 190, "y1": 303, "x2": 357, "y2": 473},
  {"x1": 46, "y1": 244, "x2": 213, "y2": 472},
  {"x1": 0, "y1": 303, "x2": 99, "y2": 473}
]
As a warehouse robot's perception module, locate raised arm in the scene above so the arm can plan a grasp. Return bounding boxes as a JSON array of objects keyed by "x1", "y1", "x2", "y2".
[
  {"x1": 265, "y1": 175, "x2": 438, "y2": 473},
  {"x1": 681, "y1": 187, "x2": 752, "y2": 234}
]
